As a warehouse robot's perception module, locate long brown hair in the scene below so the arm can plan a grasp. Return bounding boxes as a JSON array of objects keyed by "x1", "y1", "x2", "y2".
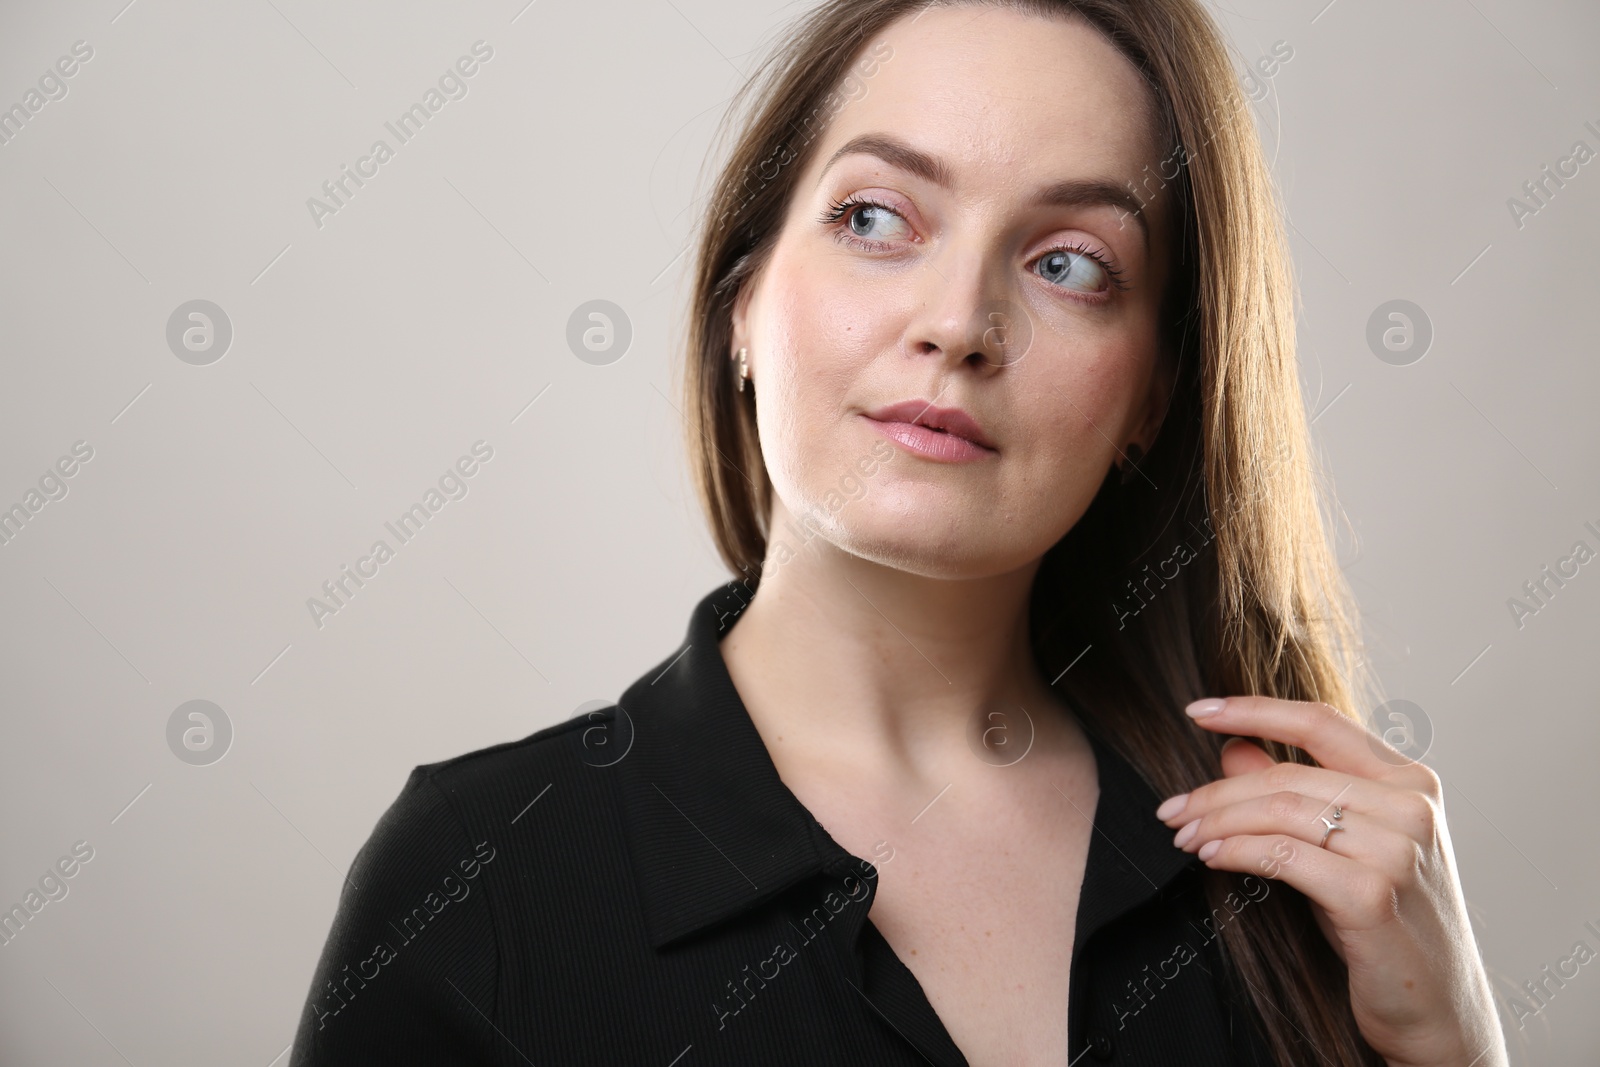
[{"x1": 679, "y1": 1, "x2": 1384, "y2": 1062}]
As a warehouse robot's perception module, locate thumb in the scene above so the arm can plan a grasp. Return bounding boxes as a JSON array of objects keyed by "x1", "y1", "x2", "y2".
[{"x1": 1219, "y1": 736, "x2": 1276, "y2": 777}]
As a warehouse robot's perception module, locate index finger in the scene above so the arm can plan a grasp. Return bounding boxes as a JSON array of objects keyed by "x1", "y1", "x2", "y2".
[{"x1": 1184, "y1": 695, "x2": 1393, "y2": 778}]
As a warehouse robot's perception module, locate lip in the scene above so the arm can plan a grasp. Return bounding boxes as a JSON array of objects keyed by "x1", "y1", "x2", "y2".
[{"x1": 861, "y1": 399, "x2": 997, "y2": 462}]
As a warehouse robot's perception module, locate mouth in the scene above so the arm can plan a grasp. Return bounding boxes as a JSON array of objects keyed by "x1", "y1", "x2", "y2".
[{"x1": 861, "y1": 399, "x2": 997, "y2": 462}]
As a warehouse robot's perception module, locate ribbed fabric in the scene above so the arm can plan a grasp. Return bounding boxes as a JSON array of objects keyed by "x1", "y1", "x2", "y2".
[{"x1": 289, "y1": 578, "x2": 1276, "y2": 1065}]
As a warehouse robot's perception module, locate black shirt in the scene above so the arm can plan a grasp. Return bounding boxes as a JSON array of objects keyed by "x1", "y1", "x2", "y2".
[{"x1": 290, "y1": 578, "x2": 1275, "y2": 1065}]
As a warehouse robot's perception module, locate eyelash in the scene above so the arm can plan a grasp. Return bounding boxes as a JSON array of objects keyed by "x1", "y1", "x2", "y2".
[{"x1": 817, "y1": 194, "x2": 1130, "y2": 295}]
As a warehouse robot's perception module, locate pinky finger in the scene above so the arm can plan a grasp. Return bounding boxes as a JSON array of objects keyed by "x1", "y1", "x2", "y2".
[{"x1": 1198, "y1": 834, "x2": 1396, "y2": 931}]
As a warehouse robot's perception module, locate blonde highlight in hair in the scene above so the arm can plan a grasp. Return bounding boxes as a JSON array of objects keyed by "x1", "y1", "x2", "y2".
[{"x1": 679, "y1": 1, "x2": 1384, "y2": 1061}]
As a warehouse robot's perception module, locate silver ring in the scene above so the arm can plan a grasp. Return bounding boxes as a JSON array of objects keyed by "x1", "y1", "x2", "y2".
[{"x1": 1317, "y1": 804, "x2": 1345, "y2": 849}]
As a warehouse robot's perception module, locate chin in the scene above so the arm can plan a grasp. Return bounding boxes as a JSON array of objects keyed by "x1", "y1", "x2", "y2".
[{"x1": 815, "y1": 504, "x2": 1039, "y2": 581}]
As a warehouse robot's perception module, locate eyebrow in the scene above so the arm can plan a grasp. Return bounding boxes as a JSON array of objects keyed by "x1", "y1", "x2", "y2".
[{"x1": 817, "y1": 132, "x2": 1151, "y2": 253}]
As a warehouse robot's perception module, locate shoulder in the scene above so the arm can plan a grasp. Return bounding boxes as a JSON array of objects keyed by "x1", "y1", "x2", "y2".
[
  {"x1": 398, "y1": 706, "x2": 620, "y2": 827},
  {"x1": 354, "y1": 706, "x2": 623, "y2": 893},
  {"x1": 290, "y1": 709, "x2": 622, "y2": 1063}
]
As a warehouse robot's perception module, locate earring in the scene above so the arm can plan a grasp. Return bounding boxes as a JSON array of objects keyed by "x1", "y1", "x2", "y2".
[
  {"x1": 735, "y1": 347, "x2": 749, "y2": 392},
  {"x1": 1119, "y1": 442, "x2": 1144, "y2": 485}
]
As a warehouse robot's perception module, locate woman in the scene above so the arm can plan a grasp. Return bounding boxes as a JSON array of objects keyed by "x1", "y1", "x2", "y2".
[{"x1": 290, "y1": 1, "x2": 1508, "y2": 1064}]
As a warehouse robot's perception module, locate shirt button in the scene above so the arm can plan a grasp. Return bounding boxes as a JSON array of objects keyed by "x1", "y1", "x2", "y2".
[{"x1": 1088, "y1": 1032, "x2": 1114, "y2": 1060}]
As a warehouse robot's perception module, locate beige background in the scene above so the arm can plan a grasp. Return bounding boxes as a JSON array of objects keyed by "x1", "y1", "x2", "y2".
[{"x1": 0, "y1": 0, "x2": 1596, "y2": 1062}]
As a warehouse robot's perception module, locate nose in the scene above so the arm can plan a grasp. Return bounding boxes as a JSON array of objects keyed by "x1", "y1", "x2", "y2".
[{"x1": 901, "y1": 244, "x2": 1028, "y2": 373}]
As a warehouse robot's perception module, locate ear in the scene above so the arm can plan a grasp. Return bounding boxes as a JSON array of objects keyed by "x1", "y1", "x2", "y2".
[{"x1": 730, "y1": 277, "x2": 755, "y2": 358}]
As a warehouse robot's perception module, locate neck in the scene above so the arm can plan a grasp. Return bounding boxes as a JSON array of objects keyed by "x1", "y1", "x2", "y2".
[{"x1": 719, "y1": 500, "x2": 1067, "y2": 782}]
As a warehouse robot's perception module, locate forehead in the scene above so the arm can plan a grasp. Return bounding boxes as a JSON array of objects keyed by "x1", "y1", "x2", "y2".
[{"x1": 815, "y1": 6, "x2": 1162, "y2": 197}]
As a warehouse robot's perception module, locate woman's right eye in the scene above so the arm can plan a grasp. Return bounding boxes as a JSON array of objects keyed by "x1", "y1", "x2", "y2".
[{"x1": 820, "y1": 196, "x2": 914, "y2": 247}]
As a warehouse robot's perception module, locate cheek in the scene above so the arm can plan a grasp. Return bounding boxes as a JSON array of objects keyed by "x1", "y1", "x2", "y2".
[
  {"x1": 770, "y1": 248, "x2": 891, "y2": 347},
  {"x1": 996, "y1": 338, "x2": 1156, "y2": 525},
  {"x1": 752, "y1": 253, "x2": 881, "y2": 493},
  {"x1": 760, "y1": 251, "x2": 886, "y2": 404},
  {"x1": 1018, "y1": 335, "x2": 1151, "y2": 455}
]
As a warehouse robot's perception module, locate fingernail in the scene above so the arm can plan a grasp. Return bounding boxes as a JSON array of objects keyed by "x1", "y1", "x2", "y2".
[
  {"x1": 1155, "y1": 793, "x2": 1188, "y2": 821},
  {"x1": 1185, "y1": 698, "x2": 1226, "y2": 719},
  {"x1": 1173, "y1": 819, "x2": 1200, "y2": 849},
  {"x1": 1197, "y1": 839, "x2": 1221, "y2": 861}
]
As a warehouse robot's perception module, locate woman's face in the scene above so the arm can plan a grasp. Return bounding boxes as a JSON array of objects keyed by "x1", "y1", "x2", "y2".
[{"x1": 732, "y1": 5, "x2": 1174, "y2": 580}]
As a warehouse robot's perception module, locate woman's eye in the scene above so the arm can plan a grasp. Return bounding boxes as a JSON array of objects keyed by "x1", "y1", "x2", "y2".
[
  {"x1": 848, "y1": 203, "x2": 909, "y2": 241},
  {"x1": 823, "y1": 197, "x2": 914, "y2": 245},
  {"x1": 1034, "y1": 247, "x2": 1114, "y2": 294},
  {"x1": 822, "y1": 198, "x2": 1127, "y2": 297}
]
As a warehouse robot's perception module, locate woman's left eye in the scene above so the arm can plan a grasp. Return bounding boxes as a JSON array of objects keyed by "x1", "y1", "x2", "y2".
[{"x1": 1032, "y1": 246, "x2": 1129, "y2": 295}]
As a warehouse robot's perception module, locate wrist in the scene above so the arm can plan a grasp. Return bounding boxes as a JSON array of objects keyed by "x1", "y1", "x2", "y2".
[
  {"x1": 1392, "y1": 970, "x2": 1508, "y2": 1067},
  {"x1": 1385, "y1": 1032, "x2": 1507, "y2": 1067}
]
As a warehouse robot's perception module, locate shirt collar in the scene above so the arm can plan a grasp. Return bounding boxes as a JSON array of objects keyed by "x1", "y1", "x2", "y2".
[{"x1": 608, "y1": 578, "x2": 1199, "y2": 952}]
